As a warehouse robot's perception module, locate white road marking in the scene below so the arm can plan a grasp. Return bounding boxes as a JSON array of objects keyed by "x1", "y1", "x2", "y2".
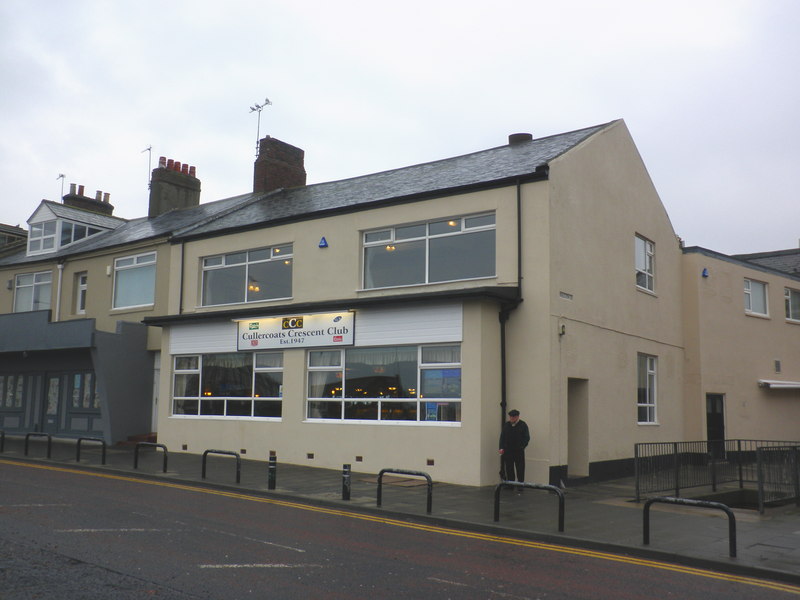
[{"x1": 55, "y1": 528, "x2": 169, "y2": 533}]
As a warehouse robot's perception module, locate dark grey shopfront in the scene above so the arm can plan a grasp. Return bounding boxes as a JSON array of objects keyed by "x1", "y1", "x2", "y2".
[{"x1": 0, "y1": 311, "x2": 153, "y2": 443}]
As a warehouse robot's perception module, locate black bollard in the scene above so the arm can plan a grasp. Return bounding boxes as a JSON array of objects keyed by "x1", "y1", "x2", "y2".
[
  {"x1": 342, "y1": 464, "x2": 351, "y2": 500},
  {"x1": 268, "y1": 455, "x2": 277, "y2": 490}
]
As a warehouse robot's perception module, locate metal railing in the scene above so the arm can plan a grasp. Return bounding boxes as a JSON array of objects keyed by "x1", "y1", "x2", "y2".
[
  {"x1": 76, "y1": 437, "x2": 106, "y2": 465},
  {"x1": 24, "y1": 432, "x2": 52, "y2": 458},
  {"x1": 201, "y1": 449, "x2": 241, "y2": 484},
  {"x1": 493, "y1": 481, "x2": 565, "y2": 531},
  {"x1": 634, "y1": 439, "x2": 799, "y2": 502},
  {"x1": 643, "y1": 496, "x2": 737, "y2": 557},
  {"x1": 757, "y1": 445, "x2": 800, "y2": 513},
  {"x1": 134, "y1": 442, "x2": 169, "y2": 473},
  {"x1": 377, "y1": 468, "x2": 433, "y2": 514}
]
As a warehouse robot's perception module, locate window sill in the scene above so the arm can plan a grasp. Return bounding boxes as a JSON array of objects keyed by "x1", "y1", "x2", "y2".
[
  {"x1": 358, "y1": 275, "x2": 496, "y2": 293},
  {"x1": 635, "y1": 286, "x2": 657, "y2": 297},
  {"x1": 637, "y1": 422, "x2": 660, "y2": 426},
  {"x1": 744, "y1": 311, "x2": 770, "y2": 320},
  {"x1": 169, "y1": 415, "x2": 282, "y2": 422},
  {"x1": 303, "y1": 418, "x2": 461, "y2": 427},
  {"x1": 195, "y1": 296, "x2": 293, "y2": 310},
  {"x1": 111, "y1": 304, "x2": 155, "y2": 314}
]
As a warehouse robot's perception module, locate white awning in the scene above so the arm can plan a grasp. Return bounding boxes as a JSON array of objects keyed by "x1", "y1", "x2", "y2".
[{"x1": 758, "y1": 379, "x2": 800, "y2": 389}]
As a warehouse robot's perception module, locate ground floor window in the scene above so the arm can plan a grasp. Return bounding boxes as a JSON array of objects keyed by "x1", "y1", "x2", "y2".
[
  {"x1": 307, "y1": 344, "x2": 461, "y2": 422},
  {"x1": 172, "y1": 352, "x2": 283, "y2": 418},
  {"x1": 0, "y1": 374, "x2": 24, "y2": 408},
  {"x1": 637, "y1": 353, "x2": 657, "y2": 424}
]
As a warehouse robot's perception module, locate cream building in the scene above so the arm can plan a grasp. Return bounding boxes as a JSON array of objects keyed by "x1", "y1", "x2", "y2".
[{"x1": 1, "y1": 119, "x2": 797, "y2": 486}]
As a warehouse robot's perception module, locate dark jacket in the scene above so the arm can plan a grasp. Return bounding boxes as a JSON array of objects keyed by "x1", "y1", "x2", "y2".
[{"x1": 499, "y1": 420, "x2": 530, "y2": 452}]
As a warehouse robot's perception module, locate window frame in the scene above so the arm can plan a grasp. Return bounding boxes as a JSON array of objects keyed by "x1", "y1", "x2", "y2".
[
  {"x1": 112, "y1": 251, "x2": 157, "y2": 310},
  {"x1": 75, "y1": 272, "x2": 88, "y2": 315},
  {"x1": 13, "y1": 270, "x2": 52, "y2": 312},
  {"x1": 306, "y1": 344, "x2": 462, "y2": 424},
  {"x1": 637, "y1": 353, "x2": 658, "y2": 425},
  {"x1": 27, "y1": 221, "x2": 57, "y2": 255},
  {"x1": 171, "y1": 352, "x2": 284, "y2": 419},
  {"x1": 635, "y1": 234, "x2": 655, "y2": 292},
  {"x1": 362, "y1": 213, "x2": 496, "y2": 290},
  {"x1": 785, "y1": 287, "x2": 800, "y2": 322},
  {"x1": 744, "y1": 278, "x2": 768, "y2": 316},
  {"x1": 200, "y1": 244, "x2": 293, "y2": 307}
]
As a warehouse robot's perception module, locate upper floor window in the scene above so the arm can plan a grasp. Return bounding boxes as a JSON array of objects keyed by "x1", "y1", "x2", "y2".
[
  {"x1": 27, "y1": 219, "x2": 105, "y2": 255},
  {"x1": 744, "y1": 278, "x2": 768, "y2": 316},
  {"x1": 637, "y1": 353, "x2": 657, "y2": 424},
  {"x1": 635, "y1": 235, "x2": 655, "y2": 292},
  {"x1": 202, "y1": 244, "x2": 293, "y2": 306},
  {"x1": 28, "y1": 221, "x2": 57, "y2": 254},
  {"x1": 75, "y1": 272, "x2": 88, "y2": 314},
  {"x1": 113, "y1": 252, "x2": 156, "y2": 309},
  {"x1": 363, "y1": 214, "x2": 495, "y2": 289},
  {"x1": 13, "y1": 271, "x2": 52, "y2": 312},
  {"x1": 785, "y1": 288, "x2": 800, "y2": 321}
]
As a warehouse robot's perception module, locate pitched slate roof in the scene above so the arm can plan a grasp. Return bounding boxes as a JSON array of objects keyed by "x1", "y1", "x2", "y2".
[
  {"x1": 0, "y1": 192, "x2": 258, "y2": 267},
  {"x1": 37, "y1": 200, "x2": 127, "y2": 229},
  {"x1": 734, "y1": 248, "x2": 800, "y2": 276},
  {"x1": 173, "y1": 121, "x2": 615, "y2": 241},
  {"x1": 0, "y1": 120, "x2": 614, "y2": 266}
]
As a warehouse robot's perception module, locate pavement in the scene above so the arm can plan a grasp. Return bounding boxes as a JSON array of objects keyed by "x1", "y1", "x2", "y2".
[{"x1": 2, "y1": 434, "x2": 799, "y2": 586}]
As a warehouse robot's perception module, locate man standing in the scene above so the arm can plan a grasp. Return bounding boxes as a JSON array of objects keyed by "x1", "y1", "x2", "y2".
[{"x1": 499, "y1": 409, "x2": 530, "y2": 486}]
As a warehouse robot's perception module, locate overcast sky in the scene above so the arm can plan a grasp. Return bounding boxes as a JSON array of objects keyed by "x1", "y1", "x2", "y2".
[{"x1": 1, "y1": 1, "x2": 797, "y2": 255}]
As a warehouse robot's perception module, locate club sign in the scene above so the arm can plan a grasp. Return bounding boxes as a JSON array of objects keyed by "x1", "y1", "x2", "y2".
[{"x1": 237, "y1": 311, "x2": 354, "y2": 350}]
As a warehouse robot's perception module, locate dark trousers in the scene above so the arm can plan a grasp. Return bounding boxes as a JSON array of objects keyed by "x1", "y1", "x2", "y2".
[{"x1": 502, "y1": 450, "x2": 525, "y2": 483}]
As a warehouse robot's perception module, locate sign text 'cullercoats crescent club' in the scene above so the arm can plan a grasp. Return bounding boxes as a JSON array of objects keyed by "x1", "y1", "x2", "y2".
[{"x1": 236, "y1": 312, "x2": 355, "y2": 350}]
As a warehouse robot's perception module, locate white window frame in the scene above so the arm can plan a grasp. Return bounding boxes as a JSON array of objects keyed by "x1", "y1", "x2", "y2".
[
  {"x1": 306, "y1": 344, "x2": 462, "y2": 424},
  {"x1": 13, "y1": 270, "x2": 52, "y2": 312},
  {"x1": 744, "y1": 278, "x2": 768, "y2": 316},
  {"x1": 27, "y1": 221, "x2": 57, "y2": 255},
  {"x1": 362, "y1": 213, "x2": 496, "y2": 289},
  {"x1": 637, "y1": 353, "x2": 657, "y2": 424},
  {"x1": 171, "y1": 352, "x2": 283, "y2": 419},
  {"x1": 635, "y1": 234, "x2": 655, "y2": 292},
  {"x1": 75, "y1": 272, "x2": 88, "y2": 315},
  {"x1": 112, "y1": 251, "x2": 157, "y2": 310},
  {"x1": 201, "y1": 244, "x2": 293, "y2": 306},
  {"x1": 785, "y1": 287, "x2": 800, "y2": 322}
]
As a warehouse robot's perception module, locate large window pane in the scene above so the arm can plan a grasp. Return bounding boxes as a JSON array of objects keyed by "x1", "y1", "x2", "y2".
[
  {"x1": 201, "y1": 353, "x2": 252, "y2": 397},
  {"x1": 421, "y1": 368, "x2": 461, "y2": 398},
  {"x1": 344, "y1": 346, "x2": 417, "y2": 399},
  {"x1": 429, "y1": 229, "x2": 495, "y2": 282},
  {"x1": 247, "y1": 259, "x2": 292, "y2": 301},
  {"x1": 203, "y1": 265, "x2": 246, "y2": 305},
  {"x1": 364, "y1": 239, "x2": 426, "y2": 288}
]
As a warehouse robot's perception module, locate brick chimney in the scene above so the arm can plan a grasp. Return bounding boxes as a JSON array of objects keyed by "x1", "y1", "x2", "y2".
[
  {"x1": 63, "y1": 183, "x2": 115, "y2": 216},
  {"x1": 253, "y1": 136, "x2": 306, "y2": 194},
  {"x1": 148, "y1": 157, "x2": 201, "y2": 218}
]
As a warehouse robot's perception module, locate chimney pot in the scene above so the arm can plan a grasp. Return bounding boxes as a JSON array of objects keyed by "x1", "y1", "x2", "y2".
[
  {"x1": 181, "y1": 163, "x2": 189, "y2": 175},
  {"x1": 189, "y1": 165, "x2": 196, "y2": 177},
  {"x1": 174, "y1": 161, "x2": 181, "y2": 172},
  {"x1": 159, "y1": 156, "x2": 167, "y2": 168},
  {"x1": 78, "y1": 184, "x2": 85, "y2": 196},
  {"x1": 167, "y1": 159, "x2": 174, "y2": 170},
  {"x1": 103, "y1": 192, "x2": 110, "y2": 203},
  {"x1": 95, "y1": 190, "x2": 102, "y2": 201},
  {"x1": 69, "y1": 183, "x2": 77, "y2": 195}
]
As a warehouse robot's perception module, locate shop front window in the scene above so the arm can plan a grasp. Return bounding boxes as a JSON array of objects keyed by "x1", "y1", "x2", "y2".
[{"x1": 307, "y1": 344, "x2": 461, "y2": 422}]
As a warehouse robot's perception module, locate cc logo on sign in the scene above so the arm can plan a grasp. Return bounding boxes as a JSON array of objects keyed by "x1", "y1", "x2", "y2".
[{"x1": 282, "y1": 317, "x2": 304, "y2": 329}]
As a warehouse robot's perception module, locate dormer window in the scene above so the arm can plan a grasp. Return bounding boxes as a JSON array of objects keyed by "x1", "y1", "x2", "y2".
[
  {"x1": 28, "y1": 221, "x2": 57, "y2": 254},
  {"x1": 26, "y1": 218, "x2": 106, "y2": 256}
]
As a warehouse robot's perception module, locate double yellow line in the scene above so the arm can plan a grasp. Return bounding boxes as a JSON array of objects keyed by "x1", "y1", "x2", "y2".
[{"x1": 3, "y1": 458, "x2": 799, "y2": 596}]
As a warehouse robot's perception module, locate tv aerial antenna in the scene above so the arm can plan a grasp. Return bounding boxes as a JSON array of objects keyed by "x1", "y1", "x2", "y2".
[
  {"x1": 249, "y1": 97, "x2": 272, "y2": 157},
  {"x1": 56, "y1": 173, "x2": 65, "y2": 199},
  {"x1": 142, "y1": 145, "x2": 153, "y2": 185}
]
